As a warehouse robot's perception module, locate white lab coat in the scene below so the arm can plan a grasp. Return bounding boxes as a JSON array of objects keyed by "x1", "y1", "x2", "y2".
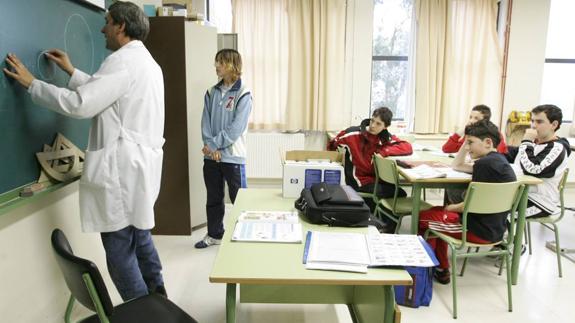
[{"x1": 28, "y1": 41, "x2": 165, "y2": 233}]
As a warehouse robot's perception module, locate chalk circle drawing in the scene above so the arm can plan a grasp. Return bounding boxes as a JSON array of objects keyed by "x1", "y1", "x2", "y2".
[
  {"x1": 64, "y1": 13, "x2": 95, "y2": 74},
  {"x1": 37, "y1": 50, "x2": 56, "y2": 81}
]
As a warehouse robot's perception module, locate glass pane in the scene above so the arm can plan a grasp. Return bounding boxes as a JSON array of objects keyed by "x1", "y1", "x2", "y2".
[
  {"x1": 540, "y1": 63, "x2": 575, "y2": 121},
  {"x1": 371, "y1": 60, "x2": 409, "y2": 120},
  {"x1": 545, "y1": 0, "x2": 575, "y2": 58},
  {"x1": 372, "y1": 0, "x2": 413, "y2": 56}
]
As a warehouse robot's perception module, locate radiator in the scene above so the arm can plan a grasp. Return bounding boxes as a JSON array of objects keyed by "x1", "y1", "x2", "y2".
[{"x1": 246, "y1": 132, "x2": 305, "y2": 178}]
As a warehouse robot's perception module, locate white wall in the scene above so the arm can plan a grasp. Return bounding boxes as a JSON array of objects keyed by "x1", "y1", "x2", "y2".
[
  {"x1": 0, "y1": 183, "x2": 122, "y2": 323},
  {"x1": 502, "y1": 0, "x2": 551, "y2": 128}
]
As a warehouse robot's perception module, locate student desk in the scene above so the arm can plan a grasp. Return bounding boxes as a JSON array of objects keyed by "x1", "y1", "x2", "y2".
[
  {"x1": 392, "y1": 151, "x2": 542, "y2": 285},
  {"x1": 209, "y1": 189, "x2": 412, "y2": 323}
]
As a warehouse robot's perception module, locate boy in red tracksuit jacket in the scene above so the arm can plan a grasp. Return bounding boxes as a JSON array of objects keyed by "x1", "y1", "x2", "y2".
[
  {"x1": 442, "y1": 105, "x2": 508, "y2": 154},
  {"x1": 327, "y1": 107, "x2": 413, "y2": 213}
]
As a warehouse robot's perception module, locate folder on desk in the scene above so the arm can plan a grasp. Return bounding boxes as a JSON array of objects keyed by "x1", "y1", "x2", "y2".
[{"x1": 303, "y1": 228, "x2": 438, "y2": 273}]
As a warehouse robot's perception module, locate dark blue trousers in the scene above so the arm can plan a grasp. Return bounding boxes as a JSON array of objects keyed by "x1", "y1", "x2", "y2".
[
  {"x1": 203, "y1": 160, "x2": 247, "y2": 239},
  {"x1": 100, "y1": 226, "x2": 164, "y2": 301}
]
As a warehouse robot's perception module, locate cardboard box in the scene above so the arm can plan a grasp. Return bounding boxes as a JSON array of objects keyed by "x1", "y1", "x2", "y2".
[{"x1": 282, "y1": 151, "x2": 344, "y2": 198}]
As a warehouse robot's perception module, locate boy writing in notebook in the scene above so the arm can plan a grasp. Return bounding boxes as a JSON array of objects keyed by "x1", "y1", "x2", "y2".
[{"x1": 419, "y1": 120, "x2": 516, "y2": 284}]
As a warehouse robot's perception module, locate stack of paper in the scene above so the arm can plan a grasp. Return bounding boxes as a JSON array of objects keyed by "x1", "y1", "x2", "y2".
[
  {"x1": 231, "y1": 211, "x2": 303, "y2": 243},
  {"x1": 401, "y1": 164, "x2": 448, "y2": 179},
  {"x1": 304, "y1": 231, "x2": 371, "y2": 273},
  {"x1": 303, "y1": 228, "x2": 438, "y2": 273},
  {"x1": 401, "y1": 164, "x2": 471, "y2": 180}
]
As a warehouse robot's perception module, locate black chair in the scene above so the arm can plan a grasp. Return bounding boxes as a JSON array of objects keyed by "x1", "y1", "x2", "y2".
[{"x1": 51, "y1": 229, "x2": 198, "y2": 323}]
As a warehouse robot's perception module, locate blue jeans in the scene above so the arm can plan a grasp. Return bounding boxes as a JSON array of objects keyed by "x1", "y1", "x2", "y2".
[
  {"x1": 101, "y1": 226, "x2": 164, "y2": 301},
  {"x1": 203, "y1": 160, "x2": 247, "y2": 239}
]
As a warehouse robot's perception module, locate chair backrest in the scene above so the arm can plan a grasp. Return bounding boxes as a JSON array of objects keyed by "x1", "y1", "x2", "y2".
[
  {"x1": 556, "y1": 168, "x2": 569, "y2": 219},
  {"x1": 51, "y1": 229, "x2": 114, "y2": 316},
  {"x1": 459, "y1": 182, "x2": 524, "y2": 246},
  {"x1": 373, "y1": 154, "x2": 399, "y2": 186},
  {"x1": 462, "y1": 182, "x2": 522, "y2": 214}
]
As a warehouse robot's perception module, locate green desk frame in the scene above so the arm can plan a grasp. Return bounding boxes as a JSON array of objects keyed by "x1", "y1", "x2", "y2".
[{"x1": 395, "y1": 151, "x2": 542, "y2": 285}]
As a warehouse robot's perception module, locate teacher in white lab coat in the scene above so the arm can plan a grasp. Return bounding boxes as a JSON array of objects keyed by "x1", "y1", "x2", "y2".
[{"x1": 4, "y1": 1, "x2": 167, "y2": 301}]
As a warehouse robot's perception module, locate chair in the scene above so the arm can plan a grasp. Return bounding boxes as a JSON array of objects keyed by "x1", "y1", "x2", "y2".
[
  {"x1": 373, "y1": 154, "x2": 434, "y2": 233},
  {"x1": 51, "y1": 229, "x2": 198, "y2": 323},
  {"x1": 525, "y1": 168, "x2": 569, "y2": 277},
  {"x1": 424, "y1": 182, "x2": 525, "y2": 319}
]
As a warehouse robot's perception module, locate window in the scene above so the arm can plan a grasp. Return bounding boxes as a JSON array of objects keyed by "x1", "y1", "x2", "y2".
[
  {"x1": 540, "y1": 0, "x2": 575, "y2": 121},
  {"x1": 370, "y1": 0, "x2": 414, "y2": 123}
]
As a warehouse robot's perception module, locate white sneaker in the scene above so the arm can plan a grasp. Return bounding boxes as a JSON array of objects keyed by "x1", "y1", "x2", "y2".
[{"x1": 194, "y1": 235, "x2": 221, "y2": 249}]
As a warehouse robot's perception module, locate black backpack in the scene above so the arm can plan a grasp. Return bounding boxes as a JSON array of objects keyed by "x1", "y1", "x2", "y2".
[{"x1": 294, "y1": 183, "x2": 374, "y2": 227}]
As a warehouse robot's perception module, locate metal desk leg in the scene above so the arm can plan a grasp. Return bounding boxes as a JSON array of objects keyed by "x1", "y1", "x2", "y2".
[
  {"x1": 410, "y1": 184, "x2": 422, "y2": 234},
  {"x1": 511, "y1": 189, "x2": 528, "y2": 285},
  {"x1": 226, "y1": 283, "x2": 237, "y2": 323},
  {"x1": 349, "y1": 285, "x2": 396, "y2": 323}
]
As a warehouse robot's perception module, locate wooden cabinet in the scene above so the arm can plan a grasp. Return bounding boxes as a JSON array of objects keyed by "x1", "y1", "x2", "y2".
[{"x1": 146, "y1": 17, "x2": 217, "y2": 235}]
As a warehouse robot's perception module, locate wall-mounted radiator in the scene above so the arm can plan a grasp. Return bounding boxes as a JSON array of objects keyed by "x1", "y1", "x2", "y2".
[{"x1": 246, "y1": 132, "x2": 305, "y2": 178}]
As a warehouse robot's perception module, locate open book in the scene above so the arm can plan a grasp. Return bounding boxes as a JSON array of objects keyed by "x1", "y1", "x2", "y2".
[
  {"x1": 231, "y1": 211, "x2": 303, "y2": 243},
  {"x1": 399, "y1": 164, "x2": 471, "y2": 180},
  {"x1": 303, "y1": 228, "x2": 438, "y2": 273}
]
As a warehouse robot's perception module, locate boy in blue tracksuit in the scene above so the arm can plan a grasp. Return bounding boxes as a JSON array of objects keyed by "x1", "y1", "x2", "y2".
[{"x1": 195, "y1": 49, "x2": 252, "y2": 248}]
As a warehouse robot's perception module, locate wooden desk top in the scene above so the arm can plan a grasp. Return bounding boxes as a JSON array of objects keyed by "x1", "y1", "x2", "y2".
[{"x1": 209, "y1": 189, "x2": 412, "y2": 286}]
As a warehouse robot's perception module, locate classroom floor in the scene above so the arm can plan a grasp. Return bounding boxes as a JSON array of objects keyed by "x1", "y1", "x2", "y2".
[{"x1": 84, "y1": 188, "x2": 575, "y2": 323}]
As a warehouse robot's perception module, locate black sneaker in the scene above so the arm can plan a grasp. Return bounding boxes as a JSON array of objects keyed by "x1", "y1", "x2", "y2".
[{"x1": 434, "y1": 269, "x2": 451, "y2": 284}]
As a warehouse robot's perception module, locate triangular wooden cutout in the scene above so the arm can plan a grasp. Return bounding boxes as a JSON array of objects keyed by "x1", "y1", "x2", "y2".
[{"x1": 36, "y1": 133, "x2": 85, "y2": 182}]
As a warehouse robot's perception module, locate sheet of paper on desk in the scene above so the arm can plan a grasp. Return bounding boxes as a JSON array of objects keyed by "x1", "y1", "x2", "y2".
[
  {"x1": 411, "y1": 143, "x2": 440, "y2": 152},
  {"x1": 304, "y1": 231, "x2": 370, "y2": 273},
  {"x1": 428, "y1": 151, "x2": 455, "y2": 158},
  {"x1": 238, "y1": 210, "x2": 299, "y2": 223},
  {"x1": 401, "y1": 164, "x2": 448, "y2": 179},
  {"x1": 232, "y1": 211, "x2": 303, "y2": 243},
  {"x1": 388, "y1": 152, "x2": 421, "y2": 160},
  {"x1": 367, "y1": 230, "x2": 438, "y2": 267},
  {"x1": 434, "y1": 167, "x2": 471, "y2": 179}
]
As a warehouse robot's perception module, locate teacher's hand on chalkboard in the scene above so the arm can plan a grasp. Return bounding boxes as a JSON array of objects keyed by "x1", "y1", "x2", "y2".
[
  {"x1": 44, "y1": 49, "x2": 75, "y2": 76},
  {"x1": 3, "y1": 53, "x2": 36, "y2": 89}
]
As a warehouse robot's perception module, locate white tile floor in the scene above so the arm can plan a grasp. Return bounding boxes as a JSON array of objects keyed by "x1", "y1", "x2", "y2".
[{"x1": 137, "y1": 189, "x2": 575, "y2": 322}]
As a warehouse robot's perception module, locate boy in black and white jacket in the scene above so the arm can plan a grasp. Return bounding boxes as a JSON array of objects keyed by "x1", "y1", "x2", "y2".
[{"x1": 507, "y1": 104, "x2": 571, "y2": 218}]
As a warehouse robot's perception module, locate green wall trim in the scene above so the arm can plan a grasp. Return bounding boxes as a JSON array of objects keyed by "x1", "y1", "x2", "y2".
[{"x1": 0, "y1": 180, "x2": 77, "y2": 216}]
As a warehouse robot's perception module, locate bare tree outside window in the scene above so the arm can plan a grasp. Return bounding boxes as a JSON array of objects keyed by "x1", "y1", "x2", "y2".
[{"x1": 371, "y1": 0, "x2": 413, "y2": 121}]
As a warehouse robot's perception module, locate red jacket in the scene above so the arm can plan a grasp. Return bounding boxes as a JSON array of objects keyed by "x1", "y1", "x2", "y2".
[
  {"x1": 328, "y1": 120, "x2": 412, "y2": 188},
  {"x1": 442, "y1": 132, "x2": 508, "y2": 154}
]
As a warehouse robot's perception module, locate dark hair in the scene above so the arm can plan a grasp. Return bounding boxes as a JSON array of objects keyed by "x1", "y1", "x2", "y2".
[
  {"x1": 108, "y1": 1, "x2": 150, "y2": 41},
  {"x1": 215, "y1": 49, "x2": 242, "y2": 80},
  {"x1": 372, "y1": 107, "x2": 393, "y2": 127},
  {"x1": 532, "y1": 104, "x2": 563, "y2": 131},
  {"x1": 465, "y1": 120, "x2": 501, "y2": 147},
  {"x1": 471, "y1": 104, "x2": 492, "y2": 121}
]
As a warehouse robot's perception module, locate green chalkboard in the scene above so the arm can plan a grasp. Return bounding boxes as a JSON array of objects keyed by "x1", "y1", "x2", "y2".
[{"x1": 0, "y1": 0, "x2": 109, "y2": 196}]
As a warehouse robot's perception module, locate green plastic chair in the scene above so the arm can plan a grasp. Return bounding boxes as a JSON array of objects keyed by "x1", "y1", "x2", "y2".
[
  {"x1": 526, "y1": 168, "x2": 569, "y2": 277},
  {"x1": 424, "y1": 182, "x2": 525, "y2": 319},
  {"x1": 51, "y1": 229, "x2": 198, "y2": 323},
  {"x1": 373, "y1": 154, "x2": 433, "y2": 233}
]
